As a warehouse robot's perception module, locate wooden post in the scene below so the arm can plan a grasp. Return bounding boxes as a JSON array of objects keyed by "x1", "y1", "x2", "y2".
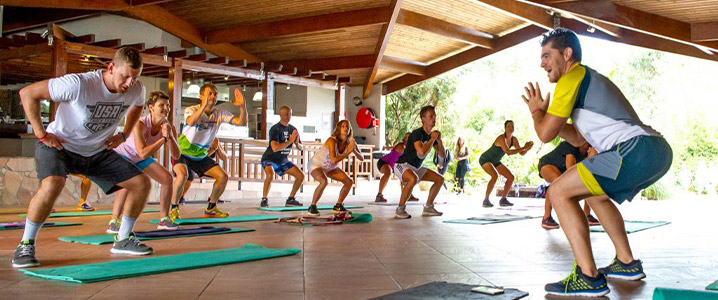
[
  {"x1": 50, "y1": 39, "x2": 67, "y2": 122},
  {"x1": 238, "y1": 142, "x2": 244, "y2": 191},
  {"x1": 260, "y1": 73, "x2": 274, "y2": 139},
  {"x1": 334, "y1": 84, "x2": 342, "y2": 130},
  {"x1": 166, "y1": 58, "x2": 183, "y2": 168}
]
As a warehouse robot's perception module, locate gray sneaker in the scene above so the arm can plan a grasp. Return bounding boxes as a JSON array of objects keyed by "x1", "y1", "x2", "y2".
[
  {"x1": 422, "y1": 204, "x2": 443, "y2": 216},
  {"x1": 106, "y1": 219, "x2": 121, "y2": 234},
  {"x1": 12, "y1": 240, "x2": 39, "y2": 268},
  {"x1": 395, "y1": 205, "x2": 411, "y2": 219},
  {"x1": 157, "y1": 217, "x2": 180, "y2": 230},
  {"x1": 111, "y1": 234, "x2": 153, "y2": 255}
]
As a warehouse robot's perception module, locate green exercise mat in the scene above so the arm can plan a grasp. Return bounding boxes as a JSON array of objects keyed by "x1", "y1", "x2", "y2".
[
  {"x1": 58, "y1": 228, "x2": 254, "y2": 245},
  {"x1": 19, "y1": 209, "x2": 159, "y2": 218},
  {"x1": 149, "y1": 215, "x2": 286, "y2": 225},
  {"x1": 590, "y1": 221, "x2": 670, "y2": 234},
  {"x1": 258, "y1": 205, "x2": 363, "y2": 211},
  {"x1": 20, "y1": 244, "x2": 301, "y2": 283},
  {"x1": 707, "y1": 280, "x2": 718, "y2": 291},
  {"x1": 443, "y1": 215, "x2": 536, "y2": 225},
  {"x1": 0, "y1": 222, "x2": 82, "y2": 230},
  {"x1": 653, "y1": 287, "x2": 718, "y2": 300},
  {"x1": 344, "y1": 213, "x2": 373, "y2": 224}
]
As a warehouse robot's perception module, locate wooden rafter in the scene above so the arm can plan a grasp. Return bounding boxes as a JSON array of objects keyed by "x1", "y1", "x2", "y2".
[
  {"x1": 396, "y1": 9, "x2": 494, "y2": 48},
  {"x1": 691, "y1": 21, "x2": 718, "y2": 42},
  {"x1": 205, "y1": 7, "x2": 390, "y2": 44},
  {"x1": 273, "y1": 55, "x2": 374, "y2": 71},
  {"x1": 363, "y1": 0, "x2": 403, "y2": 99},
  {"x1": 521, "y1": 0, "x2": 718, "y2": 52},
  {"x1": 379, "y1": 56, "x2": 426, "y2": 76},
  {"x1": 384, "y1": 25, "x2": 546, "y2": 95},
  {"x1": 0, "y1": 0, "x2": 128, "y2": 10},
  {"x1": 124, "y1": 5, "x2": 260, "y2": 62},
  {"x1": 473, "y1": 0, "x2": 553, "y2": 30}
]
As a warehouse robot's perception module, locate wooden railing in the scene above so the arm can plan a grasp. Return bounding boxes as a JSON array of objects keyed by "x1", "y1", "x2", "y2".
[{"x1": 217, "y1": 138, "x2": 373, "y2": 194}]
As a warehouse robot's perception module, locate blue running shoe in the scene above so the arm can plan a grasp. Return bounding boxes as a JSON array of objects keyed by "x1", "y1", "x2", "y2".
[
  {"x1": 545, "y1": 263, "x2": 610, "y2": 297},
  {"x1": 598, "y1": 257, "x2": 646, "y2": 281}
]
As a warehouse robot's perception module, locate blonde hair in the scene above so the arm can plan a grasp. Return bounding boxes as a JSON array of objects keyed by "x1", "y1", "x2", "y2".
[
  {"x1": 147, "y1": 90, "x2": 169, "y2": 106},
  {"x1": 454, "y1": 137, "x2": 466, "y2": 157},
  {"x1": 331, "y1": 120, "x2": 354, "y2": 144}
]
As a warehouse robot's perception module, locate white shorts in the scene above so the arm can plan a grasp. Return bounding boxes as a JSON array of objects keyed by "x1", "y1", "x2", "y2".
[
  {"x1": 309, "y1": 157, "x2": 339, "y2": 173},
  {"x1": 393, "y1": 163, "x2": 429, "y2": 181}
]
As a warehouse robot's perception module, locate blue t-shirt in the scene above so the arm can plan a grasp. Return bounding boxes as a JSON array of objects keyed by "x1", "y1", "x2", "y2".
[{"x1": 261, "y1": 123, "x2": 298, "y2": 163}]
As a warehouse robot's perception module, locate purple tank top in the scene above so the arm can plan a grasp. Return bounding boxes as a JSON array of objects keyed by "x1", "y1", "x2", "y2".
[
  {"x1": 380, "y1": 149, "x2": 402, "y2": 167},
  {"x1": 114, "y1": 114, "x2": 164, "y2": 163}
]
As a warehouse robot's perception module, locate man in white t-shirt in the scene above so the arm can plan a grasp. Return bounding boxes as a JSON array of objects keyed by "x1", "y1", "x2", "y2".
[
  {"x1": 170, "y1": 83, "x2": 247, "y2": 219},
  {"x1": 13, "y1": 47, "x2": 153, "y2": 268}
]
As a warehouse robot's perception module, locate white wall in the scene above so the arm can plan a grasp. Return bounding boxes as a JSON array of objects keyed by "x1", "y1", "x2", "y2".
[{"x1": 343, "y1": 85, "x2": 385, "y2": 150}]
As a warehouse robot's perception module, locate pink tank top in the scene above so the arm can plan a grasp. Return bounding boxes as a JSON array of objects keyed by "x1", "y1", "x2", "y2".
[
  {"x1": 114, "y1": 114, "x2": 164, "y2": 163},
  {"x1": 380, "y1": 148, "x2": 402, "y2": 168}
]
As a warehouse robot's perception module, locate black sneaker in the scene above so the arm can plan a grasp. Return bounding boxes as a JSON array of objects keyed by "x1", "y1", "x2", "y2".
[
  {"x1": 260, "y1": 198, "x2": 269, "y2": 208},
  {"x1": 482, "y1": 199, "x2": 494, "y2": 208},
  {"x1": 586, "y1": 214, "x2": 601, "y2": 226},
  {"x1": 545, "y1": 263, "x2": 610, "y2": 297},
  {"x1": 308, "y1": 205, "x2": 320, "y2": 217},
  {"x1": 408, "y1": 194, "x2": 419, "y2": 202},
  {"x1": 111, "y1": 234, "x2": 153, "y2": 255},
  {"x1": 598, "y1": 257, "x2": 646, "y2": 281},
  {"x1": 285, "y1": 197, "x2": 303, "y2": 207},
  {"x1": 541, "y1": 216, "x2": 560, "y2": 229},
  {"x1": 331, "y1": 203, "x2": 348, "y2": 214},
  {"x1": 499, "y1": 198, "x2": 514, "y2": 207},
  {"x1": 375, "y1": 194, "x2": 388, "y2": 203},
  {"x1": 12, "y1": 240, "x2": 39, "y2": 268}
]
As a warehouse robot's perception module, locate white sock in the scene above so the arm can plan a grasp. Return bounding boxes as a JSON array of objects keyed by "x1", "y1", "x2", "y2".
[
  {"x1": 21, "y1": 219, "x2": 43, "y2": 242},
  {"x1": 117, "y1": 215, "x2": 137, "y2": 240}
]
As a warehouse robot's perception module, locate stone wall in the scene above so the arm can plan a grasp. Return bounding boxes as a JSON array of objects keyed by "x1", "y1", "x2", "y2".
[{"x1": 0, "y1": 157, "x2": 162, "y2": 208}]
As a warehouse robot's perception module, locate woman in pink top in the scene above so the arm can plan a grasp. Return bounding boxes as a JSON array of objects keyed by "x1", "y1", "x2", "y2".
[
  {"x1": 108, "y1": 91, "x2": 180, "y2": 232},
  {"x1": 375, "y1": 133, "x2": 418, "y2": 203}
]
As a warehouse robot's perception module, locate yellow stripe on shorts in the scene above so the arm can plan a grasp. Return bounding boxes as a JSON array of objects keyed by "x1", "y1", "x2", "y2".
[{"x1": 577, "y1": 162, "x2": 606, "y2": 196}]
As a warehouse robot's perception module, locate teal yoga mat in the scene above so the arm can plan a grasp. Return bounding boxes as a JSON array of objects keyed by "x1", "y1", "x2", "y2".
[
  {"x1": 590, "y1": 221, "x2": 670, "y2": 234},
  {"x1": 0, "y1": 222, "x2": 82, "y2": 230},
  {"x1": 653, "y1": 288, "x2": 718, "y2": 300},
  {"x1": 706, "y1": 280, "x2": 718, "y2": 291},
  {"x1": 58, "y1": 228, "x2": 254, "y2": 245},
  {"x1": 19, "y1": 209, "x2": 159, "y2": 218},
  {"x1": 20, "y1": 244, "x2": 301, "y2": 283},
  {"x1": 443, "y1": 215, "x2": 536, "y2": 225},
  {"x1": 258, "y1": 205, "x2": 363, "y2": 211},
  {"x1": 150, "y1": 215, "x2": 286, "y2": 225}
]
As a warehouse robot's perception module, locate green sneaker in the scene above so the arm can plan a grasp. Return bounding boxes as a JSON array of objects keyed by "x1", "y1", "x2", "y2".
[
  {"x1": 598, "y1": 257, "x2": 646, "y2": 280},
  {"x1": 545, "y1": 262, "x2": 610, "y2": 297}
]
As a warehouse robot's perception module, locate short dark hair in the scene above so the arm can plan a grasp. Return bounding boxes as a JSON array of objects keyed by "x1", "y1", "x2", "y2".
[
  {"x1": 200, "y1": 83, "x2": 217, "y2": 96},
  {"x1": 504, "y1": 120, "x2": 513, "y2": 128},
  {"x1": 540, "y1": 28, "x2": 582, "y2": 62},
  {"x1": 420, "y1": 105, "x2": 435, "y2": 118},
  {"x1": 113, "y1": 47, "x2": 143, "y2": 69}
]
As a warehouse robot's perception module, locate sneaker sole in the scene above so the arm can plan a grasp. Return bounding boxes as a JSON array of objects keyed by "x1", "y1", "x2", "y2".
[
  {"x1": 12, "y1": 261, "x2": 39, "y2": 268},
  {"x1": 394, "y1": 215, "x2": 412, "y2": 219},
  {"x1": 285, "y1": 204, "x2": 303, "y2": 207},
  {"x1": 307, "y1": 213, "x2": 321, "y2": 217},
  {"x1": 422, "y1": 213, "x2": 443, "y2": 216},
  {"x1": 157, "y1": 225, "x2": 181, "y2": 230},
  {"x1": 110, "y1": 248, "x2": 153, "y2": 255},
  {"x1": 545, "y1": 289, "x2": 610, "y2": 297},
  {"x1": 482, "y1": 205, "x2": 494, "y2": 208},
  {"x1": 604, "y1": 273, "x2": 646, "y2": 281},
  {"x1": 589, "y1": 223, "x2": 601, "y2": 226},
  {"x1": 106, "y1": 230, "x2": 119, "y2": 234},
  {"x1": 541, "y1": 225, "x2": 560, "y2": 230},
  {"x1": 204, "y1": 214, "x2": 229, "y2": 218}
]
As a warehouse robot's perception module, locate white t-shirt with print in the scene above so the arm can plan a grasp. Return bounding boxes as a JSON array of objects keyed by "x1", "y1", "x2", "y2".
[
  {"x1": 47, "y1": 70, "x2": 146, "y2": 157},
  {"x1": 178, "y1": 105, "x2": 234, "y2": 159}
]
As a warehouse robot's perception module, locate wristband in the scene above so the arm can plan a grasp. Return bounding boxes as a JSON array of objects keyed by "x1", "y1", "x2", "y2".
[
  {"x1": 39, "y1": 132, "x2": 48, "y2": 142},
  {"x1": 121, "y1": 132, "x2": 127, "y2": 141},
  {"x1": 531, "y1": 108, "x2": 545, "y2": 115}
]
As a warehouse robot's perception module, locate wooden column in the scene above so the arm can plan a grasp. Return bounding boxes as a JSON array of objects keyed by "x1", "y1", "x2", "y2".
[
  {"x1": 260, "y1": 74, "x2": 274, "y2": 139},
  {"x1": 50, "y1": 39, "x2": 68, "y2": 122},
  {"x1": 166, "y1": 58, "x2": 183, "y2": 168},
  {"x1": 334, "y1": 84, "x2": 344, "y2": 130}
]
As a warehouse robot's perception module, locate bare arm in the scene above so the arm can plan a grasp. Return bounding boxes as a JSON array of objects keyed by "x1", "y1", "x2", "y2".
[
  {"x1": 328, "y1": 138, "x2": 354, "y2": 165},
  {"x1": 228, "y1": 106, "x2": 248, "y2": 126},
  {"x1": 558, "y1": 123, "x2": 586, "y2": 147},
  {"x1": 497, "y1": 136, "x2": 524, "y2": 155},
  {"x1": 415, "y1": 134, "x2": 438, "y2": 158},
  {"x1": 19, "y1": 80, "x2": 66, "y2": 148},
  {"x1": 166, "y1": 123, "x2": 181, "y2": 159},
  {"x1": 565, "y1": 154, "x2": 577, "y2": 169},
  {"x1": 352, "y1": 140, "x2": 364, "y2": 161},
  {"x1": 133, "y1": 121, "x2": 164, "y2": 160},
  {"x1": 270, "y1": 129, "x2": 297, "y2": 152},
  {"x1": 185, "y1": 103, "x2": 208, "y2": 126},
  {"x1": 433, "y1": 137, "x2": 446, "y2": 159}
]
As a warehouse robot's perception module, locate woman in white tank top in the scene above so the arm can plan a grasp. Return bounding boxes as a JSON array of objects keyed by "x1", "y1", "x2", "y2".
[{"x1": 307, "y1": 120, "x2": 363, "y2": 216}]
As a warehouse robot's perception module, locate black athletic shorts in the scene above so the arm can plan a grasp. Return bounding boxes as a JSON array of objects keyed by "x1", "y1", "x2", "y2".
[
  {"x1": 35, "y1": 143, "x2": 142, "y2": 194},
  {"x1": 173, "y1": 154, "x2": 219, "y2": 181}
]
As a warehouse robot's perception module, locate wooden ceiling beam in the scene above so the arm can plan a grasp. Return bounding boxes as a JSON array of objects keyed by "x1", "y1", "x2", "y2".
[
  {"x1": 273, "y1": 54, "x2": 374, "y2": 71},
  {"x1": 385, "y1": 25, "x2": 545, "y2": 95},
  {"x1": 363, "y1": 0, "x2": 403, "y2": 99},
  {"x1": 521, "y1": 0, "x2": 718, "y2": 52},
  {"x1": 0, "y1": 0, "x2": 129, "y2": 10},
  {"x1": 125, "y1": 5, "x2": 260, "y2": 62},
  {"x1": 379, "y1": 55, "x2": 426, "y2": 76},
  {"x1": 396, "y1": 9, "x2": 494, "y2": 48},
  {"x1": 142, "y1": 46, "x2": 167, "y2": 56},
  {"x1": 90, "y1": 39, "x2": 122, "y2": 48},
  {"x1": 206, "y1": 56, "x2": 229, "y2": 65},
  {"x1": 205, "y1": 7, "x2": 391, "y2": 44},
  {"x1": 167, "y1": 50, "x2": 187, "y2": 58},
  {"x1": 691, "y1": 21, "x2": 718, "y2": 42},
  {"x1": 473, "y1": 0, "x2": 553, "y2": 30}
]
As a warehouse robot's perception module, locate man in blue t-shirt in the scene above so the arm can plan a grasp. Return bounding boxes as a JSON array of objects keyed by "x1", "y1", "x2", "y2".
[{"x1": 260, "y1": 106, "x2": 305, "y2": 207}]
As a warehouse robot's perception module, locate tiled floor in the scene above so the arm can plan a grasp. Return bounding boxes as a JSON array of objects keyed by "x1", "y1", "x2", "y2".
[{"x1": 1, "y1": 193, "x2": 716, "y2": 299}]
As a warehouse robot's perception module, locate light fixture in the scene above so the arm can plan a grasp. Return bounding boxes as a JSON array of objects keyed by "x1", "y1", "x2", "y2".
[
  {"x1": 187, "y1": 84, "x2": 200, "y2": 95},
  {"x1": 253, "y1": 81, "x2": 263, "y2": 101},
  {"x1": 286, "y1": 83, "x2": 291, "y2": 90},
  {"x1": 242, "y1": 85, "x2": 246, "y2": 91},
  {"x1": 224, "y1": 75, "x2": 230, "y2": 80}
]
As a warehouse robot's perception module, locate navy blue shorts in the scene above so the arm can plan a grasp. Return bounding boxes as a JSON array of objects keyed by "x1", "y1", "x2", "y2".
[{"x1": 261, "y1": 159, "x2": 296, "y2": 176}]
